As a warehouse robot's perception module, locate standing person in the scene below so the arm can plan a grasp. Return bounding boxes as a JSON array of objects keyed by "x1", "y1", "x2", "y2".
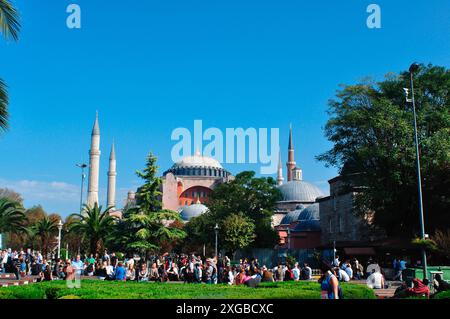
[
  {"x1": 194, "y1": 263, "x2": 203, "y2": 283},
  {"x1": 292, "y1": 263, "x2": 300, "y2": 281},
  {"x1": 319, "y1": 262, "x2": 341, "y2": 299},
  {"x1": 394, "y1": 258, "x2": 406, "y2": 281},
  {"x1": 333, "y1": 255, "x2": 340, "y2": 268},
  {"x1": 110, "y1": 252, "x2": 118, "y2": 269},
  {"x1": 205, "y1": 259, "x2": 214, "y2": 284},
  {"x1": 301, "y1": 263, "x2": 312, "y2": 280},
  {"x1": 72, "y1": 255, "x2": 85, "y2": 277},
  {"x1": 284, "y1": 265, "x2": 294, "y2": 281},
  {"x1": 102, "y1": 250, "x2": 110, "y2": 263},
  {"x1": 275, "y1": 263, "x2": 284, "y2": 282}
]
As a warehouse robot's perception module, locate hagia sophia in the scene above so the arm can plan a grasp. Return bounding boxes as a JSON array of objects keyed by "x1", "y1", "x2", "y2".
[{"x1": 84, "y1": 113, "x2": 383, "y2": 251}]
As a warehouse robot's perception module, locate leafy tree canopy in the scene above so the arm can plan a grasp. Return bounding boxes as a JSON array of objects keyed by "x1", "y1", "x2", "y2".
[{"x1": 317, "y1": 64, "x2": 450, "y2": 236}]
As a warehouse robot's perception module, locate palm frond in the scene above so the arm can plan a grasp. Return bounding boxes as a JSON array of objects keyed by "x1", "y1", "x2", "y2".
[
  {"x1": 0, "y1": 78, "x2": 8, "y2": 132},
  {"x1": 0, "y1": 0, "x2": 20, "y2": 41}
]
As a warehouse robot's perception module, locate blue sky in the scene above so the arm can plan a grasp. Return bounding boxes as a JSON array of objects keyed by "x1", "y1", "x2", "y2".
[{"x1": 0, "y1": 0, "x2": 449, "y2": 216}]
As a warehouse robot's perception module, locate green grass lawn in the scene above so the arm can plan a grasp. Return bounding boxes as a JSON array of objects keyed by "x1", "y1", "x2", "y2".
[
  {"x1": 0, "y1": 280, "x2": 376, "y2": 299},
  {"x1": 434, "y1": 290, "x2": 450, "y2": 299}
]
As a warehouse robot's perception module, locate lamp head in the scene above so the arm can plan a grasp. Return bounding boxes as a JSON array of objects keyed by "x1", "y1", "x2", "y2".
[{"x1": 409, "y1": 63, "x2": 419, "y2": 74}]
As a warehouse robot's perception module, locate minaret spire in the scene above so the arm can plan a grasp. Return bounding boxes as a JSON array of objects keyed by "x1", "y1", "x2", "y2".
[
  {"x1": 87, "y1": 112, "x2": 101, "y2": 208},
  {"x1": 277, "y1": 150, "x2": 284, "y2": 186},
  {"x1": 107, "y1": 141, "x2": 117, "y2": 210},
  {"x1": 286, "y1": 124, "x2": 296, "y2": 182}
]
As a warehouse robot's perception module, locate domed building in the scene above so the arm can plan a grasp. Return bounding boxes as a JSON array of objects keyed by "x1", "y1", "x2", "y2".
[
  {"x1": 178, "y1": 199, "x2": 209, "y2": 222},
  {"x1": 276, "y1": 203, "x2": 322, "y2": 249},
  {"x1": 272, "y1": 126, "x2": 324, "y2": 227},
  {"x1": 161, "y1": 150, "x2": 233, "y2": 212}
]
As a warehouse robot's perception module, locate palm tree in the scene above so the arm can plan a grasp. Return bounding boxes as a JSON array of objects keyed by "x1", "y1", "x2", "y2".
[
  {"x1": 114, "y1": 207, "x2": 186, "y2": 258},
  {"x1": 69, "y1": 203, "x2": 117, "y2": 255},
  {"x1": 30, "y1": 215, "x2": 58, "y2": 256},
  {"x1": 0, "y1": 197, "x2": 25, "y2": 235},
  {"x1": 0, "y1": 0, "x2": 21, "y2": 132}
]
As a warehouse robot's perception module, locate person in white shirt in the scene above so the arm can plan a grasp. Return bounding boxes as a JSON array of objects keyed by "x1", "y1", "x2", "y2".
[
  {"x1": 337, "y1": 268, "x2": 350, "y2": 282},
  {"x1": 367, "y1": 270, "x2": 385, "y2": 289},
  {"x1": 292, "y1": 263, "x2": 300, "y2": 281}
]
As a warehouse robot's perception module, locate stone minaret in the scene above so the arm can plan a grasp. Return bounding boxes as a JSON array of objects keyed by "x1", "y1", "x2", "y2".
[
  {"x1": 107, "y1": 142, "x2": 117, "y2": 210},
  {"x1": 87, "y1": 112, "x2": 101, "y2": 207},
  {"x1": 277, "y1": 151, "x2": 284, "y2": 186},
  {"x1": 286, "y1": 124, "x2": 296, "y2": 181}
]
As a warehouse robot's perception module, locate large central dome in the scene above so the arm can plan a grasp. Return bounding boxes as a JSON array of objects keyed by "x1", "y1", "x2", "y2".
[
  {"x1": 163, "y1": 150, "x2": 231, "y2": 178},
  {"x1": 174, "y1": 150, "x2": 223, "y2": 169}
]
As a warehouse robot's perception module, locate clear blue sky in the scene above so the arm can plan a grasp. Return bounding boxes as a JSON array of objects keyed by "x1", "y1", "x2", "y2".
[{"x1": 0, "y1": 0, "x2": 449, "y2": 216}]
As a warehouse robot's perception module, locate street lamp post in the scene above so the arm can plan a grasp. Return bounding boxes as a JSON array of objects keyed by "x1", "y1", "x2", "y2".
[
  {"x1": 406, "y1": 62, "x2": 428, "y2": 280},
  {"x1": 214, "y1": 224, "x2": 219, "y2": 258},
  {"x1": 287, "y1": 228, "x2": 291, "y2": 250},
  {"x1": 76, "y1": 163, "x2": 87, "y2": 213},
  {"x1": 57, "y1": 220, "x2": 63, "y2": 259}
]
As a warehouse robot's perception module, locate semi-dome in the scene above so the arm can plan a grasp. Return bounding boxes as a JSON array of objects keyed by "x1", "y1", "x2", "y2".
[
  {"x1": 279, "y1": 203, "x2": 320, "y2": 226},
  {"x1": 294, "y1": 203, "x2": 321, "y2": 232},
  {"x1": 278, "y1": 180, "x2": 324, "y2": 203},
  {"x1": 298, "y1": 203, "x2": 320, "y2": 220},
  {"x1": 179, "y1": 202, "x2": 208, "y2": 221},
  {"x1": 280, "y1": 209, "x2": 302, "y2": 225}
]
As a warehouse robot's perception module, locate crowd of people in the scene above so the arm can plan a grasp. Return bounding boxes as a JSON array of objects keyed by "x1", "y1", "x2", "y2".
[{"x1": 1, "y1": 248, "x2": 448, "y2": 299}]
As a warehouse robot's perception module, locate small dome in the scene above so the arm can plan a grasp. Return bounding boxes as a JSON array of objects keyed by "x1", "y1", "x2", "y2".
[
  {"x1": 280, "y1": 209, "x2": 302, "y2": 225},
  {"x1": 279, "y1": 203, "x2": 320, "y2": 226},
  {"x1": 298, "y1": 203, "x2": 320, "y2": 220},
  {"x1": 179, "y1": 203, "x2": 208, "y2": 221},
  {"x1": 174, "y1": 150, "x2": 222, "y2": 169},
  {"x1": 278, "y1": 180, "x2": 324, "y2": 203},
  {"x1": 293, "y1": 203, "x2": 321, "y2": 232}
]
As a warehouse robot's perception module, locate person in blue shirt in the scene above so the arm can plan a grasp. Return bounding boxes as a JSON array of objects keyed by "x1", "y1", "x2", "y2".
[
  {"x1": 394, "y1": 257, "x2": 406, "y2": 281},
  {"x1": 115, "y1": 262, "x2": 126, "y2": 281},
  {"x1": 72, "y1": 255, "x2": 85, "y2": 276}
]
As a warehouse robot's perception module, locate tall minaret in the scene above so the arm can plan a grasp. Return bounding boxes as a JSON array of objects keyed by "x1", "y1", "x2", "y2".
[
  {"x1": 277, "y1": 151, "x2": 284, "y2": 186},
  {"x1": 286, "y1": 124, "x2": 296, "y2": 182},
  {"x1": 87, "y1": 112, "x2": 101, "y2": 208},
  {"x1": 107, "y1": 142, "x2": 117, "y2": 210}
]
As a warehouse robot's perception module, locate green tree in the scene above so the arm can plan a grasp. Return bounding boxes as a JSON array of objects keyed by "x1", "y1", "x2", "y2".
[
  {"x1": 0, "y1": 0, "x2": 21, "y2": 132},
  {"x1": 114, "y1": 153, "x2": 186, "y2": 257},
  {"x1": 0, "y1": 197, "x2": 25, "y2": 238},
  {"x1": 207, "y1": 171, "x2": 281, "y2": 248},
  {"x1": 30, "y1": 215, "x2": 58, "y2": 256},
  {"x1": 222, "y1": 213, "x2": 256, "y2": 257},
  {"x1": 69, "y1": 203, "x2": 117, "y2": 255},
  {"x1": 317, "y1": 64, "x2": 450, "y2": 236}
]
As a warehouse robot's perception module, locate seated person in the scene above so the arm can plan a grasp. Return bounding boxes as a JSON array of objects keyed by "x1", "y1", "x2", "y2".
[
  {"x1": 393, "y1": 278, "x2": 430, "y2": 299},
  {"x1": 336, "y1": 267, "x2": 350, "y2": 282},
  {"x1": 366, "y1": 269, "x2": 385, "y2": 289},
  {"x1": 244, "y1": 267, "x2": 262, "y2": 288},
  {"x1": 138, "y1": 264, "x2": 149, "y2": 282},
  {"x1": 433, "y1": 274, "x2": 450, "y2": 294}
]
